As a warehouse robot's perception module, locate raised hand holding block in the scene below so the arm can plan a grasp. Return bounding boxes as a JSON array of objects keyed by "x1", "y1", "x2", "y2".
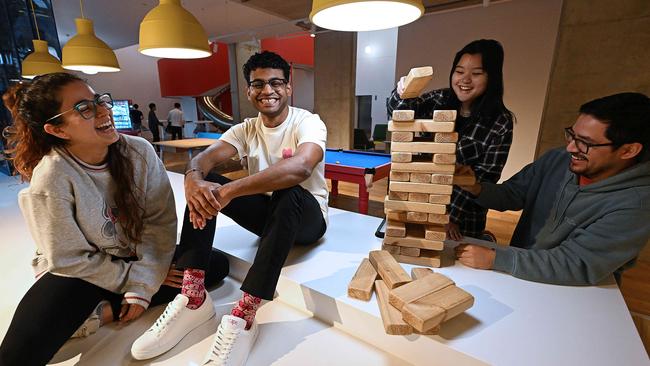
[
  {"x1": 388, "y1": 273, "x2": 454, "y2": 310},
  {"x1": 400, "y1": 66, "x2": 433, "y2": 99},
  {"x1": 347, "y1": 258, "x2": 378, "y2": 301},
  {"x1": 433, "y1": 110, "x2": 457, "y2": 122},
  {"x1": 369, "y1": 250, "x2": 411, "y2": 289},
  {"x1": 392, "y1": 110, "x2": 415, "y2": 122},
  {"x1": 375, "y1": 280, "x2": 413, "y2": 335}
]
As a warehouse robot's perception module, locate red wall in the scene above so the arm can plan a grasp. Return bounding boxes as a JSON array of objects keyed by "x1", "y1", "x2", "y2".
[{"x1": 261, "y1": 35, "x2": 314, "y2": 66}]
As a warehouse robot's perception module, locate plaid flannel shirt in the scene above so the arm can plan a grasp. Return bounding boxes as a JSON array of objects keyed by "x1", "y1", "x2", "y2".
[{"x1": 387, "y1": 88, "x2": 514, "y2": 237}]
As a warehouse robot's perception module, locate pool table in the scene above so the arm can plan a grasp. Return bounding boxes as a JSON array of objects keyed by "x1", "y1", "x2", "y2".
[{"x1": 325, "y1": 149, "x2": 391, "y2": 214}]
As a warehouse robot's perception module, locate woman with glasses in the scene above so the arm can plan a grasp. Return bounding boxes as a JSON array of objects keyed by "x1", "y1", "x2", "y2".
[
  {"x1": 0, "y1": 73, "x2": 228, "y2": 365},
  {"x1": 387, "y1": 39, "x2": 515, "y2": 242}
]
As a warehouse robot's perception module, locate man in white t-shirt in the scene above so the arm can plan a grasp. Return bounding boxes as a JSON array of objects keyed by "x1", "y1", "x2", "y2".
[
  {"x1": 132, "y1": 51, "x2": 328, "y2": 364},
  {"x1": 166, "y1": 103, "x2": 184, "y2": 140}
]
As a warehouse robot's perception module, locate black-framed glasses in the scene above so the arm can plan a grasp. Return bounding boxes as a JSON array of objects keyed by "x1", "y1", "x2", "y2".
[
  {"x1": 45, "y1": 93, "x2": 114, "y2": 122},
  {"x1": 248, "y1": 78, "x2": 288, "y2": 91},
  {"x1": 564, "y1": 127, "x2": 616, "y2": 154}
]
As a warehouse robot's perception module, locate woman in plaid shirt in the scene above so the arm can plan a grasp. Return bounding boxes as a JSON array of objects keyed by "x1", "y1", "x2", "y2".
[{"x1": 387, "y1": 39, "x2": 514, "y2": 241}]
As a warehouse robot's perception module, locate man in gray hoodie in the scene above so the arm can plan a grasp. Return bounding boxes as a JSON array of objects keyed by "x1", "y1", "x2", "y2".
[{"x1": 455, "y1": 92, "x2": 650, "y2": 285}]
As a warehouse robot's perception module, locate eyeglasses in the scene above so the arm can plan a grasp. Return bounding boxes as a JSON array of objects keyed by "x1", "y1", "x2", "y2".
[
  {"x1": 564, "y1": 127, "x2": 616, "y2": 154},
  {"x1": 248, "y1": 78, "x2": 288, "y2": 91},
  {"x1": 45, "y1": 93, "x2": 114, "y2": 122}
]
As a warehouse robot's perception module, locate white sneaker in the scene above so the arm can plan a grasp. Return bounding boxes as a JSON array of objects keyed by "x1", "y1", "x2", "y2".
[
  {"x1": 131, "y1": 293, "x2": 215, "y2": 360},
  {"x1": 202, "y1": 315, "x2": 259, "y2": 366}
]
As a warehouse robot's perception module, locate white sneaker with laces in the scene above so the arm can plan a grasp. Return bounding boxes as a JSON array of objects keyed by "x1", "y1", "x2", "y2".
[
  {"x1": 203, "y1": 315, "x2": 259, "y2": 366},
  {"x1": 131, "y1": 293, "x2": 215, "y2": 360}
]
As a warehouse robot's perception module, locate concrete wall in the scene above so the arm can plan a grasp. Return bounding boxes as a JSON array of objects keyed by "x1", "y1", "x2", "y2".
[
  {"x1": 395, "y1": 0, "x2": 563, "y2": 180},
  {"x1": 536, "y1": 0, "x2": 650, "y2": 156},
  {"x1": 315, "y1": 32, "x2": 357, "y2": 149},
  {"x1": 356, "y1": 28, "x2": 399, "y2": 133}
]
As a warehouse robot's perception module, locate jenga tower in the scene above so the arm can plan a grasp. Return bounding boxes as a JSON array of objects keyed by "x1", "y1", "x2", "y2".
[{"x1": 383, "y1": 107, "x2": 474, "y2": 268}]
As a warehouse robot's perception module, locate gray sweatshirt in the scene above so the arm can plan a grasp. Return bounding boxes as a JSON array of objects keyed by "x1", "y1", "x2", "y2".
[
  {"x1": 19, "y1": 135, "x2": 177, "y2": 308},
  {"x1": 477, "y1": 148, "x2": 650, "y2": 285}
]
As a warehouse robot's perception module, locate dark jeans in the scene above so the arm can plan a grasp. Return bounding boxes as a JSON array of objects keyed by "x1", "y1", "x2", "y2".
[
  {"x1": 0, "y1": 248, "x2": 228, "y2": 366},
  {"x1": 169, "y1": 126, "x2": 183, "y2": 140},
  {"x1": 175, "y1": 173, "x2": 327, "y2": 300}
]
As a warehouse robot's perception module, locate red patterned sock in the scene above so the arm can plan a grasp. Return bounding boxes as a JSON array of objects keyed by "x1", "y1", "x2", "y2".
[
  {"x1": 230, "y1": 292, "x2": 262, "y2": 330},
  {"x1": 181, "y1": 269, "x2": 206, "y2": 309}
]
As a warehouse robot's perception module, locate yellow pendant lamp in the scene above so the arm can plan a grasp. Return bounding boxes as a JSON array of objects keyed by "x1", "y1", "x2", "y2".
[
  {"x1": 21, "y1": 0, "x2": 65, "y2": 79},
  {"x1": 139, "y1": 0, "x2": 211, "y2": 59},
  {"x1": 310, "y1": 0, "x2": 424, "y2": 32},
  {"x1": 62, "y1": 1, "x2": 120, "y2": 74}
]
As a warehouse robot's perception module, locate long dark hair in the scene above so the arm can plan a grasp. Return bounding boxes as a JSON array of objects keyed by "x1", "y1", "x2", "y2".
[
  {"x1": 447, "y1": 39, "x2": 514, "y2": 121},
  {"x1": 3, "y1": 73, "x2": 144, "y2": 244}
]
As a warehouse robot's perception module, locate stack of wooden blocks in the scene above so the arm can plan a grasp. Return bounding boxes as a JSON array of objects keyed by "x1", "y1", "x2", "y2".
[{"x1": 348, "y1": 250, "x2": 474, "y2": 335}]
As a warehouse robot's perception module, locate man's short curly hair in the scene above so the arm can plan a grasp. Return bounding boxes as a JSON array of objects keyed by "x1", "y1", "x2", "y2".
[{"x1": 242, "y1": 51, "x2": 291, "y2": 84}]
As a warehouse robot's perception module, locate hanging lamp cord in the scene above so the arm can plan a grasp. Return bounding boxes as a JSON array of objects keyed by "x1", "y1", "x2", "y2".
[
  {"x1": 79, "y1": 0, "x2": 85, "y2": 18},
  {"x1": 29, "y1": 0, "x2": 40, "y2": 40}
]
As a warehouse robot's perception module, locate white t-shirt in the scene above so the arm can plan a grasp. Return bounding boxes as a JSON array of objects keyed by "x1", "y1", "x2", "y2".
[
  {"x1": 167, "y1": 108, "x2": 184, "y2": 127},
  {"x1": 221, "y1": 106, "x2": 329, "y2": 222}
]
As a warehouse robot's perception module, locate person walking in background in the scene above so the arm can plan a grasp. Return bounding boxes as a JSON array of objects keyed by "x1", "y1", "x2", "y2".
[
  {"x1": 148, "y1": 102, "x2": 163, "y2": 142},
  {"x1": 129, "y1": 103, "x2": 144, "y2": 133},
  {"x1": 167, "y1": 102, "x2": 184, "y2": 140}
]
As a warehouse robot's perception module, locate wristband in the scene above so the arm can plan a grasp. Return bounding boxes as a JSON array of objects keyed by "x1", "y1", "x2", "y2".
[{"x1": 184, "y1": 168, "x2": 204, "y2": 178}]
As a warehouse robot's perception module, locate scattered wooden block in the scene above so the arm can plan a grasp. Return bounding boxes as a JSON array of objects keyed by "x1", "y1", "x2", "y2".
[
  {"x1": 428, "y1": 213, "x2": 450, "y2": 224},
  {"x1": 394, "y1": 249, "x2": 442, "y2": 268},
  {"x1": 369, "y1": 250, "x2": 411, "y2": 289},
  {"x1": 388, "y1": 273, "x2": 454, "y2": 311},
  {"x1": 382, "y1": 243, "x2": 400, "y2": 255},
  {"x1": 434, "y1": 132, "x2": 459, "y2": 143},
  {"x1": 390, "y1": 171, "x2": 410, "y2": 182},
  {"x1": 375, "y1": 280, "x2": 413, "y2": 335},
  {"x1": 403, "y1": 285, "x2": 474, "y2": 332},
  {"x1": 400, "y1": 246, "x2": 421, "y2": 257},
  {"x1": 409, "y1": 173, "x2": 432, "y2": 183},
  {"x1": 388, "y1": 120, "x2": 455, "y2": 133},
  {"x1": 428, "y1": 194, "x2": 451, "y2": 204},
  {"x1": 392, "y1": 110, "x2": 415, "y2": 122},
  {"x1": 391, "y1": 162, "x2": 455, "y2": 174},
  {"x1": 391, "y1": 131, "x2": 414, "y2": 142},
  {"x1": 388, "y1": 190, "x2": 409, "y2": 201},
  {"x1": 425, "y1": 225, "x2": 446, "y2": 241},
  {"x1": 384, "y1": 234, "x2": 444, "y2": 251},
  {"x1": 411, "y1": 267, "x2": 434, "y2": 280},
  {"x1": 386, "y1": 219, "x2": 406, "y2": 237},
  {"x1": 408, "y1": 192, "x2": 429, "y2": 203},
  {"x1": 406, "y1": 211, "x2": 428, "y2": 222},
  {"x1": 433, "y1": 154, "x2": 456, "y2": 165},
  {"x1": 347, "y1": 258, "x2": 378, "y2": 301},
  {"x1": 391, "y1": 152, "x2": 412, "y2": 163},
  {"x1": 431, "y1": 174, "x2": 454, "y2": 185},
  {"x1": 390, "y1": 181, "x2": 453, "y2": 195},
  {"x1": 402, "y1": 301, "x2": 446, "y2": 332},
  {"x1": 400, "y1": 66, "x2": 434, "y2": 99},
  {"x1": 384, "y1": 198, "x2": 447, "y2": 214},
  {"x1": 391, "y1": 142, "x2": 456, "y2": 154},
  {"x1": 433, "y1": 110, "x2": 457, "y2": 122}
]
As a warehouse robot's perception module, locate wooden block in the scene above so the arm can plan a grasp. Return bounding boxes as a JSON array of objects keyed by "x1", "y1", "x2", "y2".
[
  {"x1": 428, "y1": 194, "x2": 451, "y2": 204},
  {"x1": 409, "y1": 173, "x2": 432, "y2": 183},
  {"x1": 390, "y1": 171, "x2": 410, "y2": 182},
  {"x1": 433, "y1": 154, "x2": 456, "y2": 165},
  {"x1": 391, "y1": 142, "x2": 456, "y2": 154},
  {"x1": 431, "y1": 174, "x2": 454, "y2": 185},
  {"x1": 406, "y1": 211, "x2": 428, "y2": 222},
  {"x1": 393, "y1": 249, "x2": 442, "y2": 268},
  {"x1": 391, "y1": 131, "x2": 414, "y2": 142},
  {"x1": 388, "y1": 273, "x2": 454, "y2": 310},
  {"x1": 400, "y1": 246, "x2": 421, "y2": 257},
  {"x1": 388, "y1": 120, "x2": 455, "y2": 133},
  {"x1": 382, "y1": 243, "x2": 400, "y2": 255},
  {"x1": 425, "y1": 225, "x2": 447, "y2": 241},
  {"x1": 388, "y1": 190, "x2": 409, "y2": 201},
  {"x1": 391, "y1": 152, "x2": 412, "y2": 163},
  {"x1": 392, "y1": 110, "x2": 415, "y2": 122},
  {"x1": 433, "y1": 110, "x2": 457, "y2": 122},
  {"x1": 391, "y1": 162, "x2": 455, "y2": 174},
  {"x1": 403, "y1": 285, "x2": 475, "y2": 331},
  {"x1": 384, "y1": 198, "x2": 447, "y2": 214},
  {"x1": 408, "y1": 192, "x2": 429, "y2": 203},
  {"x1": 400, "y1": 66, "x2": 434, "y2": 99},
  {"x1": 390, "y1": 182, "x2": 453, "y2": 195},
  {"x1": 434, "y1": 132, "x2": 459, "y2": 143},
  {"x1": 369, "y1": 250, "x2": 411, "y2": 289},
  {"x1": 375, "y1": 280, "x2": 413, "y2": 335},
  {"x1": 386, "y1": 219, "x2": 406, "y2": 237},
  {"x1": 411, "y1": 267, "x2": 434, "y2": 280},
  {"x1": 384, "y1": 225, "x2": 444, "y2": 250},
  {"x1": 428, "y1": 213, "x2": 450, "y2": 224},
  {"x1": 385, "y1": 209, "x2": 408, "y2": 222},
  {"x1": 347, "y1": 258, "x2": 378, "y2": 301}
]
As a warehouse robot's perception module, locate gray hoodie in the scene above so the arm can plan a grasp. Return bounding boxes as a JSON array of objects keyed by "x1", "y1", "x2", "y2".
[
  {"x1": 477, "y1": 147, "x2": 650, "y2": 285},
  {"x1": 19, "y1": 135, "x2": 177, "y2": 308}
]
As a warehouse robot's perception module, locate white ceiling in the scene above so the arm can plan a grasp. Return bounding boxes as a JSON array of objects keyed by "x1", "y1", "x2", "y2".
[{"x1": 52, "y1": 0, "x2": 310, "y2": 50}]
